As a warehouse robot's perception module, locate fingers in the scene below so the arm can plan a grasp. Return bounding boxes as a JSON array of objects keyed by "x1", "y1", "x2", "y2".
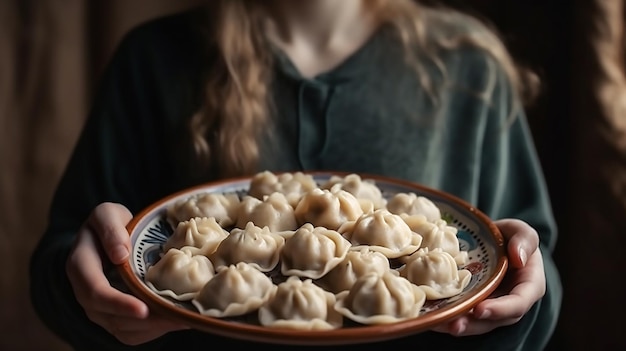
[
  {"x1": 86, "y1": 202, "x2": 133, "y2": 264},
  {"x1": 102, "y1": 314, "x2": 189, "y2": 346},
  {"x1": 66, "y1": 202, "x2": 188, "y2": 345},
  {"x1": 66, "y1": 224, "x2": 149, "y2": 319},
  {"x1": 474, "y1": 248, "x2": 546, "y2": 316},
  {"x1": 459, "y1": 249, "x2": 545, "y2": 335},
  {"x1": 431, "y1": 219, "x2": 547, "y2": 337},
  {"x1": 66, "y1": 224, "x2": 187, "y2": 345},
  {"x1": 432, "y1": 314, "x2": 523, "y2": 336}
]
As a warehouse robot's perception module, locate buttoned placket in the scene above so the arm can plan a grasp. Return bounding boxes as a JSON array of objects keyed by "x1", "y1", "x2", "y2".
[{"x1": 297, "y1": 80, "x2": 339, "y2": 170}]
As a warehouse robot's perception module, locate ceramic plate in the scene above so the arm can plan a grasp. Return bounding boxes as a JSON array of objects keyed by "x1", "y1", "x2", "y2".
[{"x1": 118, "y1": 171, "x2": 508, "y2": 345}]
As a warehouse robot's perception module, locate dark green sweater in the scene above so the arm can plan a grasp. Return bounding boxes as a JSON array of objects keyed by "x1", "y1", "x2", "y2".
[{"x1": 30, "y1": 8, "x2": 561, "y2": 351}]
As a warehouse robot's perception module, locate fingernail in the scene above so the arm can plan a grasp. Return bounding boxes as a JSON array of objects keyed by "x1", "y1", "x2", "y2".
[
  {"x1": 112, "y1": 245, "x2": 129, "y2": 263},
  {"x1": 519, "y1": 248, "x2": 527, "y2": 266},
  {"x1": 456, "y1": 320, "x2": 467, "y2": 335},
  {"x1": 477, "y1": 309, "x2": 491, "y2": 319}
]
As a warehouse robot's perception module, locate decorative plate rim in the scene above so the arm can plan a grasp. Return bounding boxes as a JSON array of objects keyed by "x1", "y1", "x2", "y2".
[{"x1": 117, "y1": 171, "x2": 508, "y2": 345}]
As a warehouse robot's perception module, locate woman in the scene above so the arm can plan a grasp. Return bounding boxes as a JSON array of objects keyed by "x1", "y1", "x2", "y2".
[{"x1": 30, "y1": 0, "x2": 562, "y2": 350}]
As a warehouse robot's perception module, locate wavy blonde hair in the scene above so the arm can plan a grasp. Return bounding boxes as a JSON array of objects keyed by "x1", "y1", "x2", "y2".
[{"x1": 189, "y1": 0, "x2": 536, "y2": 178}]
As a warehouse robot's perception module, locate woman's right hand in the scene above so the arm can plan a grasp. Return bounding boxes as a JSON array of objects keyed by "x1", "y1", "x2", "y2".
[{"x1": 65, "y1": 202, "x2": 189, "y2": 345}]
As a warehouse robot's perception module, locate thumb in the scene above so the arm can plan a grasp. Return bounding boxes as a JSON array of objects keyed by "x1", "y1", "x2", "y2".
[
  {"x1": 494, "y1": 218, "x2": 539, "y2": 268},
  {"x1": 87, "y1": 202, "x2": 134, "y2": 264}
]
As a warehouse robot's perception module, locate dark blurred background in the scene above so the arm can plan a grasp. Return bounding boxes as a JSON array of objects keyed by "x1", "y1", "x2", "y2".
[{"x1": 1, "y1": 1, "x2": 624, "y2": 350}]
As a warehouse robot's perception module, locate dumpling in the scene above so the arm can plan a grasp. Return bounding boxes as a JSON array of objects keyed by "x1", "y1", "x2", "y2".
[
  {"x1": 192, "y1": 262, "x2": 276, "y2": 318},
  {"x1": 404, "y1": 216, "x2": 468, "y2": 266},
  {"x1": 339, "y1": 209, "x2": 422, "y2": 259},
  {"x1": 315, "y1": 247, "x2": 390, "y2": 294},
  {"x1": 258, "y1": 276, "x2": 343, "y2": 330},
  {"x1": 165, "y1": 192, "x2": 240, "y2": 227},
  {"x1": 399, "y1": 248, "x2": 472, "y2": 300},
  {"x1": 145, "y1": 247, "x2": 214, "y2": 301},
  {"x1": 162, "y1": 217, "x2": 228, "y2": 256},
  {"x1": 294, "y1": 187, "x2": 364, "y2": 230},
  {"x1": 235, "y1": 192, "x2": 298, "y2": 232},
  {"x1": 280, "y1": 223, "x2": 351, "y2": 279},
  {"x1": 320, "y1": 173, "x2": 386, "y2": 210},
  {"x1": 209, "y1": 222, "x2": 285, "y2": 272},
  {"x1": 248, "y1": 170, "x2": 318, "y2": 207},
  {"x1": 386, "y1": 192, "x2": 442, "y2": 222},
  {"x1": 334, "y1": 270, "x2": 426, "y2": 324}
]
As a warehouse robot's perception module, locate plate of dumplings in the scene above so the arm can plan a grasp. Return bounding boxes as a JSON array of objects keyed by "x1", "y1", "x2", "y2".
[{"x1": 118, "y1": 170, "x2": 508, "y2": 345}]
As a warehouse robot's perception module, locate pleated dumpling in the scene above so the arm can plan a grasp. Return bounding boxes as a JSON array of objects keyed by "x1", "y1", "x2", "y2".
[
  {"x1": 248, "y1": 170, "x2": 318, "y2": 207},
  {"x1": 320, "y1": 173, "x2": 386, "y2": 210},
  {"x1": 165, "y1": 192, "x2": 240, "y2": 227},
  {"x1": 386, "y1": 192, "x2": 442, "y2": 222},
  {"x1": 192, "y1": 262, "x2": 276, "y2": 318},
  {"x1": 339, "y1": 209, "x2": 422, "y2": 259},
  {"x1": 399, "y1": 248, "x2": 472, "y2": 300},
  {"x1": 145, "y1": 247, "x2": 214, "y2": 301},
  {"x1": 294, "y1": 187, "x2": 364, "y2": 231},
  {"x1": 235, "y1": 192, "x2": 298, "y2": 232},
  {"x1": 258, "y1": 276, "x2": 343, "y2": 330},
  {"x1": 404, "y1": 216, "x2": 468, "y2": 266},
  {"x1": 162, "y1": 217, "x2": 228, "y2": 256},
  {"x1": 334, "y1": 270, "x2": 426, "y2": 324},
  {"x1": 280, "y1": 223, "x2": 351, "y2": 279},
  {"x1": 316, "y1": 247, "x2": 390, "y2": 294},
  {"x1": 209, "y1": 222, "x2": 285, "y2": 272}
]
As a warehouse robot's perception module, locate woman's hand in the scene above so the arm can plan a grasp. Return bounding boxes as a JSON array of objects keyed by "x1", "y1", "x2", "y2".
[
  {"x1": 65, "y1": 202, "x2": 189, "y2": 345},
  {"x1": 431, "y1": 218, "x2": 546, "y2": 336}
]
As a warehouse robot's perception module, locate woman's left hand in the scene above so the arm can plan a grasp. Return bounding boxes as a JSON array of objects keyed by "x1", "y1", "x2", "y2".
[{"x1": 430, "y1": 218, "x2": 546, "y2": 336}]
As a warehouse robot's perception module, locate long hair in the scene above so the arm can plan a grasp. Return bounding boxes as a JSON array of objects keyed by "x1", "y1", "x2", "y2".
[{"x1": 189, "y1": 0, "x2": 536, "y2": 178}]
